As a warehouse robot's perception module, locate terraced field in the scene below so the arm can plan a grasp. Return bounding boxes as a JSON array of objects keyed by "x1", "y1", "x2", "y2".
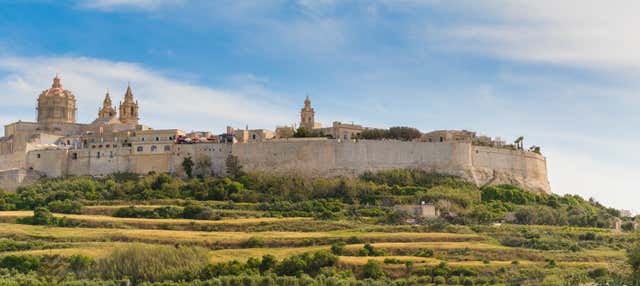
[{"x1": 0, "y1": 208, "x2": 627, "y2": 278}]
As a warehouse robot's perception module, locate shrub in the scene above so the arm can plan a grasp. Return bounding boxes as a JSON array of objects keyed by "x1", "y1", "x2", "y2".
[
  {"x1": 330, "y1": 242, "x2": 346, "y2": 255},
  {"x1": 97, "y1": 244, "x2": 209, "y2": 284},
  {"x1": 362, "y1": 260, "x2": 384, "y2": 279},
  {"x1": 433, "y1": 276, "x2": 446, "y2": 285},
  {"x1": 243, "y1": 237, "x2": 266, "y2": 248},
  {"x1": 47, "y1": 199, "x2": 83, "y2": 214},
  {"x1": 0, "y1": 255, "x2": 41, "y2": 273},
  {"x1": 629, "y1": 243, "x2": 640, "y2": 277},
  {"x1": 32, "y1": 207, "x2": 55, "y2": 225}
]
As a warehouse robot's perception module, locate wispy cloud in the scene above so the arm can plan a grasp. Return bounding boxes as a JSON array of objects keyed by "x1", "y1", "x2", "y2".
[
  {"x1": 0, "y1": 56, "x2": 292, "y2": 134},
  {"x1": 439, "y1": 1, "x2": 640, "y2": 72},
  {"x1": 77, "y1": 0, "x2": 183, "y2": 11}
]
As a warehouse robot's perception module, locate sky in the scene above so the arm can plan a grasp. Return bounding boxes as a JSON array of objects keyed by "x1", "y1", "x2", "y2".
[{"x1": 0, "y1": 0, "x2": 638, "y2": 213}]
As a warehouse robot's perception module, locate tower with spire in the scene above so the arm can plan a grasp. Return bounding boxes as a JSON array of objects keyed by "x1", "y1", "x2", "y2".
[
  {"x1": 98, "y1": 91, "x2": 116, "y2": 119},
  {"x1": 118, "y1": 84, "x2": 139, "y2": 125},
  {"x1": 300, "y1": 96, "x2": 315, "y2": 130}
]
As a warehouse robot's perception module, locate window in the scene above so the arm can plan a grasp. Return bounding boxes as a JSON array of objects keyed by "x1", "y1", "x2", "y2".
[
  {"x1": 252, "y1": 134, "x2": 256, "y2": 140},
  {"x1": 72, "y1": 153, "x2": 78, "y2": 160},
  {"x1": 109, "y1": 151, "x2": 114, "y2": 158},
  {"x1": 151, "y1": 145, "x2": 158, "y2": 152},
  {"x1": 155, "y1": 137, "x2": 160, "y2": 141},
  {"x1": 428, "y1": 138, "x2": 432, "y2": 142},
  {"x1": 91, "y1": 138, "x2": 96, "y2": 143},
  {"x1": 164, "y1": 145, "x2": 171, "y2": 152},
  {"x1": 36, "y1": 154, "x2": 41, "y2": 158},
  {"x1": 141, "y1": 137, "x2": 145, "y2": 141},
  {"x1": 137, "y1": 146, "x2": 143, "y2": 152},
  {"x1": 439, "y1": 137, "x2": 444, "y2": 142},
  {"x1": 97, "y1": 152, "x2": 101, "y2": 159}
]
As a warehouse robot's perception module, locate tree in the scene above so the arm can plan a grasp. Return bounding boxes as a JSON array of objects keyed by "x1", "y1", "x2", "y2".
[
  {"x1": 629, "y1": 243, "x2": 640, "y2": 278},
  {"x1": 32, "y1": 207, "x2": 55, "y2": 225},
  {"x1": 294, "y1": 126, "x2": 311, "y2": 138},
  {"x1": 362, "y1": 259, "x2": 384, "y2": 279},
  {"x1": 389, "y1": 126, "x2": 422, "y2": 141},
  {"x1": 225, "y1": 155, "x2": 244, "y2": 178},
  {"x1": 182, "y1": 156, "x2": 194, "y2": 179},
  {"x1": 196, "y1": 155, "x2": 212, "y2": 177}
]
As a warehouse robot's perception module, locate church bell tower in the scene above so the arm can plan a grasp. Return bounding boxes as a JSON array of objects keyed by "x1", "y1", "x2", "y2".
[
  {"x1": 300, "y1": 96, "x2": 315, "y2": 130},
  {"x1": 118, "y1": 84, "x2": 139, "y2": 125}
]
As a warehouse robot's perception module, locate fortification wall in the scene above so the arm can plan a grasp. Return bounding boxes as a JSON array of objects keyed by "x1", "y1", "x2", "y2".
[
  {"x1": 15, "y1": 140, "x2": 550, "y2": 194},
  {"x1": 231, "y1": 140, "x2": 551, "y2": 194}
]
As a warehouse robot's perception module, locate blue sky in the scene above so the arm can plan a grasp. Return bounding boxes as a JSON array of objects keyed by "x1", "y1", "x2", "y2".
[{"x1": 0, "y1": 0, "x2": 638, "y2": 213}]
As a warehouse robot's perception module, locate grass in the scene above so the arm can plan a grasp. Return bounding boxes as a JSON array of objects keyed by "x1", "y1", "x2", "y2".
[
  {"x1": 0, "y1": 211, "x2": 309, "y2": 226},
  {"x1": 0, "y1": 209, "x2": 623, "y2": 275},
  {"x1": 0, "y1": 223, "x2": 484, "y2": 248}
]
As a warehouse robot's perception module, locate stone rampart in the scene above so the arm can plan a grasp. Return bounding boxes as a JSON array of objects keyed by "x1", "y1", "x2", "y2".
[
  {"x1": 231, "y1": 140, "x2": 551, "y2": 193},
  {"x1": 7, "y1": 140, "x2": 550, "y2": 194}
]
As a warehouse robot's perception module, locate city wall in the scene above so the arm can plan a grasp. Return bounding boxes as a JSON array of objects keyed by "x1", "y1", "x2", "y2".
[
  {"x1": 231, "y1": 140, "x2": 551, "y2": 194},
  {"x1": 11, "y1": 140, "x2": 550, "y2": 194}
]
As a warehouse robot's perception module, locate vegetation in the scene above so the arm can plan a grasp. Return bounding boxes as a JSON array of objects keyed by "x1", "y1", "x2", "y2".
[
  {"x1": 358, "y1": 126, "x2": 422, "y2": 141},
  {"x1": 0, "y1": 169, "x2": 636, "y2": 285}
]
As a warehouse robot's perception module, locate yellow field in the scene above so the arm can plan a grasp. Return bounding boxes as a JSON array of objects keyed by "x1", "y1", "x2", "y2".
[
  {"x1": 0, "y1": 209, "x2": 623, "y2": 276},
  {"x1": 0, "y1": 211, "x2": 309, "y2": 226}
]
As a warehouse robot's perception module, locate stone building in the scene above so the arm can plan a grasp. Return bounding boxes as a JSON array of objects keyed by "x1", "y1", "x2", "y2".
[
  {"x1": 299, "y1": 97, "x2": 364, "y2": 140},
  {"x1": 0, "y1": 76, "x2": 551, "y2": 194}
]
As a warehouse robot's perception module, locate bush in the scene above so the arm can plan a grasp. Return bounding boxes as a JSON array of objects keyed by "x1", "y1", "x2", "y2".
[
  {"x1": 243, "y1": 237, "x2": 266, "y2": 248},
  {"x1": 47, "y1": 199, "x2": 83, "y2": 214},
  {"x1": 433, "y1": 276, "x2": 446, "y2": 285},
  {"x1": 32, "y1": 207, "x2": 55, "y2": 225},
  {"x1": 362, "y1": 260, "x2": 384, "y2": 279},
  {"x1": 331, "y1": 242, "x2": 346, "y2": 255},
  {"x1": 0, "y1": 255, "x2": 41, "y2": 273}
]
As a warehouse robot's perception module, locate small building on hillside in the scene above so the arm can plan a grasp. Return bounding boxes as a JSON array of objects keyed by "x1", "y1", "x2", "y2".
[{"x1": 393, "y1": 202, "x2": 440, "y2": 220}]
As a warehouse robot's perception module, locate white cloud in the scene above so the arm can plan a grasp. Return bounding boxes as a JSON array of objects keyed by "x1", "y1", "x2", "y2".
[
  {"x1": 440, "y1": 1, "x2": 640, "y2": 71},
  {"x1": 77, "y1": 0, "x2": 183, "y2": 11},
  {"x1": 0, "y1": 56, "x2": 293, "y2": 135},
  {"x1": 546, "y1": 147, "x2": 640, "y2": 215}
]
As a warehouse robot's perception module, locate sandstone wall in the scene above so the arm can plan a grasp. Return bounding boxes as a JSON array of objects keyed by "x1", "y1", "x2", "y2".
[
  {"x1": 231, "y1": 140, "x2": 551, "y2": 194},
  {"x1": 15, "y1": 140, "x2": 550, "y2": 194}
]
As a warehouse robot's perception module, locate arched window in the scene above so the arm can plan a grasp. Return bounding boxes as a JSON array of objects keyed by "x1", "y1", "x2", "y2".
[
  {"x1": 137, "y1": 146, "x2": 143, "y2": 152},
  {"x1": 151, "y1": 145, "x2": 157, "y2": 152},
  {"x1": 252, "y1": 134, "x2": 256, "y2": 140},
  {"x1": 131, "y1": 107, "x2": 134, "y2": 114},
  {"x1": 164, "y1": 145, "x2": 171, "y2": 152}
]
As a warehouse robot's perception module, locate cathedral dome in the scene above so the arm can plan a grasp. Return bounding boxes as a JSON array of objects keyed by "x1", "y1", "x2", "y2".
[
  {"x1": 37, "y1": 75, "x2": 77, "y2": 125},
  {"x1": 39, "y1": 75, "x2": 76, "y2": 99}
]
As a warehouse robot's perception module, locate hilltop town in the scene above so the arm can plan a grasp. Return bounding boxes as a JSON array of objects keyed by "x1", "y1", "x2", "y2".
[{"x1": 0, "y1": 76, "x2": 550, "y2": 193}]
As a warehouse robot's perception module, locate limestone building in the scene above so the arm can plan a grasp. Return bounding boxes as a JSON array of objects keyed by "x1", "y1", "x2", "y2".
[
  {"x1": 0, "y1": 76, "x2": 552, "y2": 195},
  {"x1": 298, "y1": 97, "x2": 364, "y2": 140}
]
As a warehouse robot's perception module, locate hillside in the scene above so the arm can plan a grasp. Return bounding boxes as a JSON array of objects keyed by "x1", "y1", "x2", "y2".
[{"x1": 0, "y1": 169, "x2": 638, "y2": 285}]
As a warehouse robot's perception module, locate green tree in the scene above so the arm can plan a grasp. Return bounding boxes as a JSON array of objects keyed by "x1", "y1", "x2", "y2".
[
  {"x1": 225, "y1": 155, "x2": 244, "y2": 179},
  {"x1": 182, "y1": 156, "x2": 195, "y2": 179},
  {"x1": 362, "y1": 259, "x2": 384, "y2": 279},
  {"x1": 32, "y1": 207, "x2": 55, "y2": 225},
  {"x1": 629, "y1": 243, "x2": 640, "y2": 278}
]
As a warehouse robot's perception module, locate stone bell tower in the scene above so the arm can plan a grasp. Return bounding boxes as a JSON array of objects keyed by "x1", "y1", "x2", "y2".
[
  {"x1": 118, "y1": 84, "x2": 139, "y2": 125},
  {"x1": 36, "y1": 75, "x2": 77, "y2": 125},
  {"x1": 98, "y1": 91, "x2": 116, "y2": 119},
  {"x1": 300, "y1": 96, "x2": 315, "y2": 130}
]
